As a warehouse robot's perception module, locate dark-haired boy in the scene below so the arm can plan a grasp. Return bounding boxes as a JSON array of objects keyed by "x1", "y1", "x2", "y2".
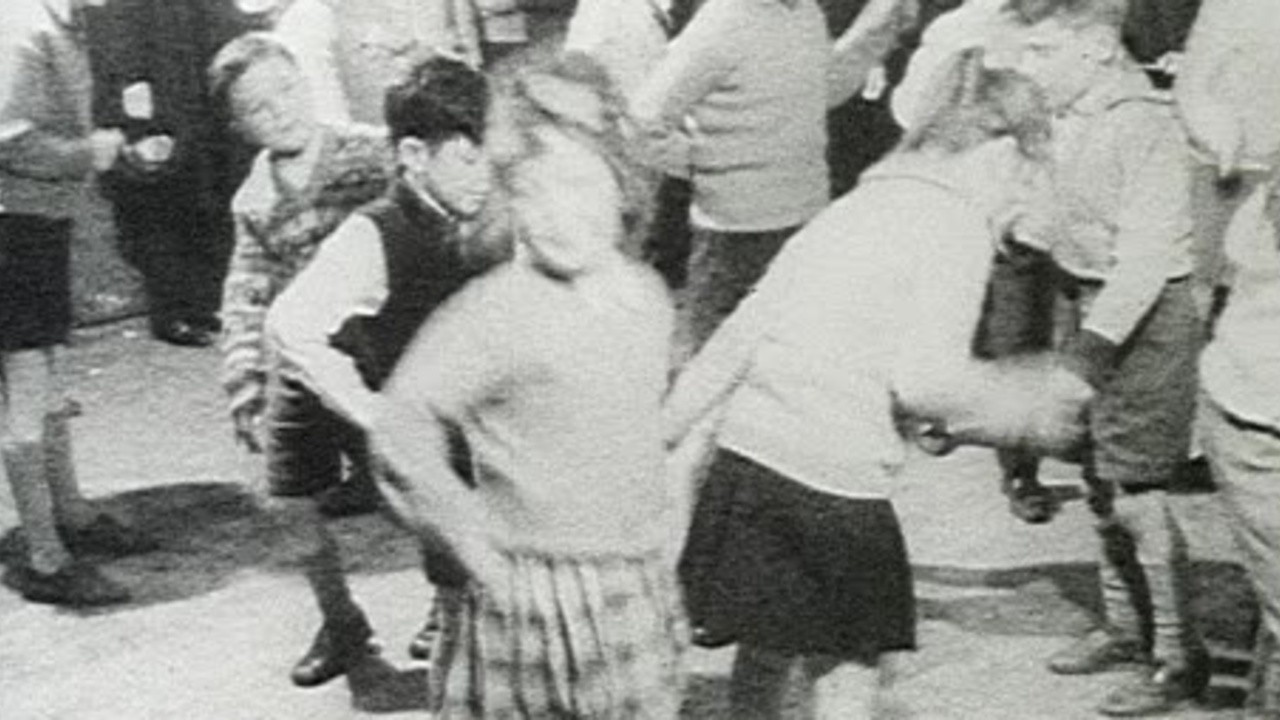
[{"x1": 264, "y1": 54, "x2": 494, "y2": 685}]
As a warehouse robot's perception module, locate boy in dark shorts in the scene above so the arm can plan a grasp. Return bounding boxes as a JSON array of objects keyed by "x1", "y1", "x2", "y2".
[{"x1": 1, "y1": 0, "x2": 150, "y2": 608}]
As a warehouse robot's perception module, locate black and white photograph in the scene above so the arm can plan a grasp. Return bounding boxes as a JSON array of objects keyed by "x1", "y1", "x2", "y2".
[{"x1": 1, "y1": 0, "x2": 1277, "y2": 717}]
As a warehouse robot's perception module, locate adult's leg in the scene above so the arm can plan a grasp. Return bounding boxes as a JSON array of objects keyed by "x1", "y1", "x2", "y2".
[{"x1": 113, "y1": 191, "x2": 226, "y2": 345}]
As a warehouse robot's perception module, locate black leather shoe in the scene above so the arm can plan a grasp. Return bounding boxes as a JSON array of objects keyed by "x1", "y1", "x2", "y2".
[
  {"x1": 60, "y1": 514, "x2": 159, "y2": 558},
  {"x1": 151, "y1": 319, "x2": 216, "y2": 348},
  {"x1": 291, "y1": 616, "x2": 378, "y2": 688},
  {"x1": 2, "y1": 561, "x2": 131, "y2": 607},
  {"x1": 690, "y1": 624, "x2": 737, "y2": 650},
  {"x1": 317, "y1": 476, "x2": 383, "y2": 519}
]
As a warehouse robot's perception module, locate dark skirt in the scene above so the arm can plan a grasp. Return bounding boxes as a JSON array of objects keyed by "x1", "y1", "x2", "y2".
[
  {"x1": 0, "y1": 214, "x2": 72, "y2": 351},
  {"x1": 679, "y1": 449, "x2": 917, "y2": 660}
]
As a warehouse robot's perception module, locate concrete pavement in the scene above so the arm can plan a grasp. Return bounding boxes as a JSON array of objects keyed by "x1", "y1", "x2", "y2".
[{"x1": 0, "y1": 321, "x2": 1256, "y2": 719}]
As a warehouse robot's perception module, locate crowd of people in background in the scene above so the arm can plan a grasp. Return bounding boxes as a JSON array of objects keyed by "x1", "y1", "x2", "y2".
[{"x1": 2, "y1": 0, "x2": 1279, "y2": 718}]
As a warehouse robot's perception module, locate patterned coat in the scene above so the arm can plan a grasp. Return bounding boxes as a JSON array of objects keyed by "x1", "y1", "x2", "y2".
[{"x1": 220, "y1": 124, "x2": 392, "y2": 416}]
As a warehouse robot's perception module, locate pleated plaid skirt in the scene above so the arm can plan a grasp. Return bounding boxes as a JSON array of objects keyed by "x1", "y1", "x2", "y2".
[{"x1": 429, "y1": 550, "x2": 687, "y2": 719}]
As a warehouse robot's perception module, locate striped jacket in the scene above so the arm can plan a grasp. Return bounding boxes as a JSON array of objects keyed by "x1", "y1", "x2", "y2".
[{"x1": 220, "y1": 124, "x2": 392, "y2": 416}]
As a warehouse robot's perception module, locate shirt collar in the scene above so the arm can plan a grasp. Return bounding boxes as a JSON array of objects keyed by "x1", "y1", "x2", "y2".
[{"x1": 391, "y1": 178, "x2": 458, "y2": 227}]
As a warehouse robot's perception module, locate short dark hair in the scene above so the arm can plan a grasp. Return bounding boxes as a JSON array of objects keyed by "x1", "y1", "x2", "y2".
[
  {"x1": 208, "y1": 32, "x2": 297, "y2": 112},
  {"x1": 1002, "y1": 0, "x2": 1128, "y2": 29},
  {"x1": 384, "y1": 56, "x2": 489, "y2": 147}
]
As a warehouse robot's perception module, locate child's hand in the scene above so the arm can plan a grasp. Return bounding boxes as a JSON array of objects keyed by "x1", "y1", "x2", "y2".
[
  {"x1": 1021, "y1": 365, "x2": 1092, "y2": 458},
  {"x1": 232, "y1": 400, "x2": 265, "y2": 454}
]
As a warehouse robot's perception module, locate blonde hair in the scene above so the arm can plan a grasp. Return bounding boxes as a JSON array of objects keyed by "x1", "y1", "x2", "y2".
[
  {"x1": 480, "y1": 52, "x2": 655, "y2": 277},
  {"x1": 898, "y1": 48, "x2": 1051, "y2": 161}
]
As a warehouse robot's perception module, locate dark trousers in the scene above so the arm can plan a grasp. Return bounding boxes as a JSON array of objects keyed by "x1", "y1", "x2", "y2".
[
  {"x1": 0, "y1": 214, "x2": 72, "y2": 351},
  {"x1": 113, "y1": 188, "x2": 232, "y2": 327},
  {"x1": 682, "y1": 226, "x2": 796, "y2": 353}
]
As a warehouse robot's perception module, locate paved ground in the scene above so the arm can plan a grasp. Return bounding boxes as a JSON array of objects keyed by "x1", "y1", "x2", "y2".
[{"x1": 0, "y1": 320, "x2": 1260, "y2": 719}]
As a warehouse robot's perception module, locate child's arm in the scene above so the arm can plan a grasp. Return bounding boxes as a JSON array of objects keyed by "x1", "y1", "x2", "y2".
[
  {"x1": 220, "y1": 211, "x2": 277, "y2": 451},
  {"x1": 371, "y1": 282, "x2": 510, "y2": 592},
  {"x1": 265, "y1": 214, "x2": 387, "y2": 431},
  {"x1": 629, "y1": 0, "x2": 738, "y2": 178},
  {"x1": 0, "y1": 33, "x2": 122, "y2": 180},
  {"x1": 827, "y1": 0, "x2": 917, "y2": 109},
  {"x1": 891, "y1": 194, "x2": 1092, "y2": 456}
]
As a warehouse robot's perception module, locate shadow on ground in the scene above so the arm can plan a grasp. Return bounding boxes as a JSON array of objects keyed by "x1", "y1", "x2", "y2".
[
  {"x1": 918, "y1": 560, "x2": 1257, "y2": 649},
  {"x1": 0, "y1": 482, "x2": 422, "y2": 612}
]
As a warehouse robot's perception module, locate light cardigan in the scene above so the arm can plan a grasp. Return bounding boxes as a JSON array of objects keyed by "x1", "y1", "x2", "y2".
[
  {"x1": 631, "y1": 0, "x2": 832, "y2": 232},
  {"x1": 374, "y1": 260, "x2": 678, "y2": 557},
  {"x1": 667, "y1": 153, "x2": 999, "y2": 499}
]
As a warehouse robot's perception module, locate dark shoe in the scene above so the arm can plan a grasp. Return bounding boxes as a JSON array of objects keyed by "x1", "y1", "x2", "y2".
[
  {"x1": 190, "y1": 314, "x2": 222, "y2": 334},
  {"x1": 1098, "y1": 656, "x2": 1211, "y2": 717},
  {"x1": 690, "y1": 624, "x2": 737, "y2": 650},
  {"x1": 291, "y1": 616, "x2": 378, "y2": 688},
  {"x1": 152, "y1": 319, "x2": 216, "y2": 348},
  {"x1": 317, "y1": 477, "x2": 382, "y2": 519},
  {"x1": 1004, "y1": 476, "x2": 1057, "y2": 524},
  {"x1": 1048, "y1": 630, "x2": 1147, "y2": 675},
  {"x1": 60, "y1": 514, "x2": 159, "y2": 558},
  {"x1": 2, "y1": 561, "x2": 131, "y2": 607}
]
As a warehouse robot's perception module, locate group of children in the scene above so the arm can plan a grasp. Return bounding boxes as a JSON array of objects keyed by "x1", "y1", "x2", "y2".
[{"x1": 4, "y1": 0, "x2": 1280, "y2": 718}]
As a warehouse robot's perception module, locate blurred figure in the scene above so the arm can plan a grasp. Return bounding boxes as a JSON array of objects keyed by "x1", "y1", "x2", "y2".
[
  {"x1": 1179, "y1": 0, "x2": 1280, "y2": 716},
  {"x1": 1, "y1": 0, "x2": 152, "y2": 608},
  {"x1": 373, "y1": 54, "x2": 685, "y2": 719}
]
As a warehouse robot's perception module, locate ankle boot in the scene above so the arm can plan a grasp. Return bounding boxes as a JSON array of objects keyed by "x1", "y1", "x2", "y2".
[{"x1": 291, "y1": 612, "x2": 378, "y2": 687}]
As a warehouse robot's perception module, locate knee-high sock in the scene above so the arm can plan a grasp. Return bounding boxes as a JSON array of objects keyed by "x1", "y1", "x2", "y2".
[
  {"x1": 1116, "y1": 490, "x2": 1199, "y2": 667},
  {"x1": 42, "y1": 413, "x2": 94, "y2": 527},
  {"x1": 2, "y1": 442, "x2": 70, "y2": 574},
  {"x1": 293, "y1": 506, "x2": 363, "y2": 627},
  {"x1": 1096, "y1": 517, "x2": 1150, "y2": 647}
]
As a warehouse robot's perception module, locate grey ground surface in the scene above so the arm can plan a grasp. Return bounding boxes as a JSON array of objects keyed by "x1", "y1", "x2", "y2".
[{"x1": 0, "y1": 321, "x2": 1258, "y2": 719}]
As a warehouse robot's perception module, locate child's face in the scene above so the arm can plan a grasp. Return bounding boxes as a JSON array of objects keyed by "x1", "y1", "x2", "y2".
[
  {"x1": 401, "y1": 135, "x2": 490, "y2": 219},
  {"x1": 1007, "y1": 18, "x2": 1110, "y2": 112},
  {"x1": 229, "y1": 56, "x2": 314, "y2": 155}
]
